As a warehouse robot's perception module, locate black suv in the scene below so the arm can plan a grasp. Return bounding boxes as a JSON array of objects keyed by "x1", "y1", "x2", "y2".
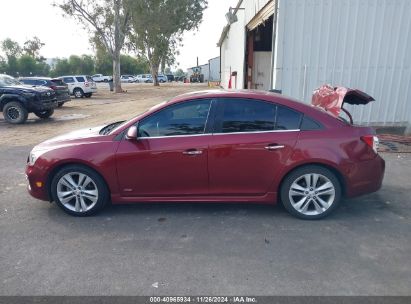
[{"x1": 0, "y1": 75, "x2": 57, "y2": 124}]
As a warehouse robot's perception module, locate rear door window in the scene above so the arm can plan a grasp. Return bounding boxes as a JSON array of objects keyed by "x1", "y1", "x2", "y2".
[
  {"x1": 63, "y1": 77, "x2": 75, "y2": 83},
  {"x1": 21, "y1": 79, "x2": 36, "y2": 85},
  {"x1": 75, "y1": 76, "x2": 85, "y2": 82},
  {"x1": 215, "y1": 98, "x2": 276, "y2": 133}
]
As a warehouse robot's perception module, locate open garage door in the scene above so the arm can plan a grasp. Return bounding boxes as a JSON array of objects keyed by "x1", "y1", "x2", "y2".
[
  {"x1": 247, "y1": 1, "x2": 275, "y2": 31},
  {"x1": 245, "y1": 13, "x2": 273, "y2": 90}
]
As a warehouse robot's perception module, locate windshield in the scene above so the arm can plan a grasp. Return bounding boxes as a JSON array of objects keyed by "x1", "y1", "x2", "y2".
[{"x1": 0, "y1": 75, "x2": 21, "y2": 86}]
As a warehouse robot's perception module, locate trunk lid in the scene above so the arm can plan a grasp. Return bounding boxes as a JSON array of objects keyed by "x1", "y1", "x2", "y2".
[{"x1": 312, "y1": 84, "x2": 374, "y2": 124}]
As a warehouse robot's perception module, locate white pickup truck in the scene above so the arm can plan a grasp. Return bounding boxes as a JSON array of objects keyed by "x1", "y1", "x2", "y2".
[{"x1": 91, "y1": 74, "x2": 112, "y2": 82}]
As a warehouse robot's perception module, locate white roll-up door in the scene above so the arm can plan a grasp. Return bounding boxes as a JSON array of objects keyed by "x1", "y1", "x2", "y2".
[{"x1": 246, "y1": 0, "x2": 275, "y2": 31}]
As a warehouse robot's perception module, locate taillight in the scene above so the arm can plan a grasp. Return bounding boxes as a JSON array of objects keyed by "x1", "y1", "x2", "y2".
[
  {"x1": 84, "y1": 82, "x2": 89, "y2": 87},
  {"x1": 361, "y1": 135, "x2": 379, "y2": 153},
  {"x1": 50, "y1": 85, "x2": 57, "y2": 90}
]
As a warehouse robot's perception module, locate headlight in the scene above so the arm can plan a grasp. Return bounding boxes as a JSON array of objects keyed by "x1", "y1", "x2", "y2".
[
  {"x1": 23, "y1": 92, "x2": 37, "y2": 99},
  {"x1": 28, "y1": 149, "x2": 49, "y2": 166}
]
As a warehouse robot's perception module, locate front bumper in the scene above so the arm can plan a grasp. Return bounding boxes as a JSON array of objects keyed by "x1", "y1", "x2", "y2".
[
  {"x1": 345, "y1": 154, "x2": 385, "y2": 198},
  {"x1": 26, "y1": 165, "x2": 50, "y2": 201},
  {"x1": 28, "y1": 98, "x2": 58, "y2": 112}
]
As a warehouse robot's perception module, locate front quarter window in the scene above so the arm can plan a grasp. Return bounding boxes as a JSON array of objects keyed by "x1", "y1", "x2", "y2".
[{"x1": 138, "y1": 99, "x2": 211, "y2": 138}]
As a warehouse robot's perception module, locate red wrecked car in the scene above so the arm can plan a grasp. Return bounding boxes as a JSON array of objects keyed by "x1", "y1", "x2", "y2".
[{"x1": 26, "y1": 88, "x2": 384, "y2": 219}]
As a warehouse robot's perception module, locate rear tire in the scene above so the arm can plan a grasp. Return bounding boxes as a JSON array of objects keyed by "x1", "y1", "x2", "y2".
[
  {"x1": 51, "y1": 165, "x2": 109, "y2": 216},
  {"x1": 34, "y1": 109, "x2": 54, "y2": 119},
  {"x1": 73, "y1": 88, "x2": 84, "y2": 98},
  {"x1": 3, "y1": 102, "x2": 28, "y2": 124},
  {"x1": 280, "y1": 165, "x2": 342, "y2": 220},
  {"x1": 84, "y1": 93, "x2": 92, "y2": 98}
]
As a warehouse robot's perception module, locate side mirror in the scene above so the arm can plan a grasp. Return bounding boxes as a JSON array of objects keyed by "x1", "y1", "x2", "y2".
[{"x1": 125, "y1": 125, "x2": 138, "y2": 140}]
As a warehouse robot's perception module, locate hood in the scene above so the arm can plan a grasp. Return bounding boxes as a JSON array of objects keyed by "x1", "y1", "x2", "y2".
[
  {"x1": 35, "y1": 126, "x2": 104, "y2": 150},
  {"x1": 2, "y1": 85, "x2": 53, "y2": 94},
  {"x1": 312, "y1": 84, "x2": 375, "y2": 117}
]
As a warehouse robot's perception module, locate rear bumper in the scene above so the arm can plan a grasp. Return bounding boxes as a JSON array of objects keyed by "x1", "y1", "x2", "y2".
[
  {"x1": 26, "y1": 165, "x2": 50, "y2": 201},
  {"x1": 345, "y1": 154, "x2": 385, "y2": 198}
]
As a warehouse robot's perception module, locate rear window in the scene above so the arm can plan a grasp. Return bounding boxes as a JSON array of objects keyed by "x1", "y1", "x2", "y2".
[
  {"x1": 86, "y1": 76, "x2": 93, "y2": 82},
  {"x1": 75, "y1": 76, "x2": 85, "y2": 82},
  {"x1": 51, "y1": 79, "x2": 65, "y2": 86}
]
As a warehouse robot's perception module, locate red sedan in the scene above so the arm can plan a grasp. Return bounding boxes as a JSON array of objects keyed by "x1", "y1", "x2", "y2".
[{"x1": 26, "y1": 89, "x2": 385, "y2": 219}]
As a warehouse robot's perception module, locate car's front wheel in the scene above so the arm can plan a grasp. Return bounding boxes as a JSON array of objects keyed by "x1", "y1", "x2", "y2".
[
  {"x1": 280, "y1": 165, "x2": 341, "y2": 220},
  {"x1": 51, "y1": 165, "x2": 109, "y2": 216},
  {"x1": 3, "y1": 102, "x2": 28, "y2": 124},
  {"x1": 34, "y1": 109, "x2": 54, "y2": 119}
]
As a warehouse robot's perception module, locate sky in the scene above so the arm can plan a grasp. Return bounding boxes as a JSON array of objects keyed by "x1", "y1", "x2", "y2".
[{"x1": 0, "y1": 0, "x2": 238, "y2": 70}]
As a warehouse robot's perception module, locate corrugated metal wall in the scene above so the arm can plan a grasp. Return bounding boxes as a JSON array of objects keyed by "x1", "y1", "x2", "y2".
[
  {"x1": 208, "y1": 57, "x2": 221, "y2": 81},
  {"x1": 273, "y1": 0, "x2": 411, "y2": 125}
]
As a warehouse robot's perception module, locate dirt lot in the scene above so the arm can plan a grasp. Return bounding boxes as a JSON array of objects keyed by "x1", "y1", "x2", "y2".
[{"x1": 0, "y1": 82, "x2": 210, "y2": 146}]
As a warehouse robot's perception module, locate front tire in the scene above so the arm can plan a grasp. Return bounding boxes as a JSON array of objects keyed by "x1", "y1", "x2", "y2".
[
  {"x1": 34, "y1": 109, "x2": 54, "y2": 119},
  {"x1": 280, "y1": 165, "x2": 342, "y2": 220},
  {"x1": 51, "y1": 165, "x2": 109, "y2": 216},
  {"x1": 3, "y1": 102, "x2": 28, "y2": 124}
]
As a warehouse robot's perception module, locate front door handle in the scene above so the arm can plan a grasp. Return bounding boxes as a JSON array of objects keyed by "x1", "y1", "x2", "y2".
[
  {"x1": 265, "y1": 144, "x2": 285, "y2": 150},
  {"x1": 183, "y1": 149, "x2": 203, "y2": 155}
]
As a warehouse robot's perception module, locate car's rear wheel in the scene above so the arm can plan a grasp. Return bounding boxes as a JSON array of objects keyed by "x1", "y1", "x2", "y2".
[
  {"x1": 73, "y1": 88, "x2": 84, "y2": 98},
  {"x1": 51, "y1": 165, "x2": 109, "y2": 216},
  {"x1": 280, "y1": 165, "x2": 341, "y2": 220},
  {"x1": 34, "y1": 109, "x2": 54, "y2": 119},
  {"x1": 3, "y1": 102, "x2": 28, "y2": 124}
]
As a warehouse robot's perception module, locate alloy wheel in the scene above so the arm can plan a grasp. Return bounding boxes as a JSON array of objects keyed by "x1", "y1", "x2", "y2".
[
  {"x1": 288, "y1": 173, "x2": 336, "y2": 216},
  {"x1": 6, "y1": 107, "x2": 20, "y2": 120},
  {"x1": 56, "y1": 172, "x2": 99, "y2": 213}
]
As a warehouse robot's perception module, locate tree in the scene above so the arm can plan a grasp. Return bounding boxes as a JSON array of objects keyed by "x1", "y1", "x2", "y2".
[
  {"x1": 23, "y1": 37, "x2": 45, "y2": 60},
  {"x1": 17, "y1": 55, "x2": 50, "y2": 77},
  {"x1": 174, "y1": 68, "x2": 185, "y2": 77},
  {"x1": 57, "y1": 0, "x2": 131, "y2": 93},
  {"x1": 128, "y1": 0, "x2": 207, "y2": 86},
  {"x1": 1, "y1": 38, "x2": 22, "y2": 59}
]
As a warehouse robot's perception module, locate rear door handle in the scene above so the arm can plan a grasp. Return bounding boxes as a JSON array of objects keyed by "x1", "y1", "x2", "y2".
[
  {"x1": 183, "y1": 149, "x2": 203, "y2": 155},
  {"x1": 265, "y1": 144, "x2": 285, "y2": 150}
]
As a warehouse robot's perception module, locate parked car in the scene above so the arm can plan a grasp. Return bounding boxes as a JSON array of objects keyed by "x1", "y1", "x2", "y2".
[
  {"x1": 175, "y1": 76, "x2": 186, "y2": 82},
  {"x1": 91, "y1": 74, "x2": 111, "y2": 82},
  {"x1": 19, "y1": 77, "x2": 71, "y2": 107},
  {"x1": 166, "y1": 74, "x2": 175, "y2": 82},
  {"x1": 0, "y1": 74, "x2": 57, "y2": 124},
  {"x1": 120, "y1": 75, "x2": 136, "y2": 83},
  {"x1": 59, "y1": 75, "x2": 97, "y2": 98},
  {"x1": 26, "y1": 89, "x2": 385, "y2": 218},
  {"x1": 135, "y1": 74, "x2": 153, "y2": 83},
  {"x1": 157, "y1": 74, "x2": 168, "y2": 83}
]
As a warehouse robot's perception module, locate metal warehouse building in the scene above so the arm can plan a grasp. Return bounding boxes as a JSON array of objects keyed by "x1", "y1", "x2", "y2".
[{"x1": 218, "y1": 0, "x2": 411, "y2": 130}]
